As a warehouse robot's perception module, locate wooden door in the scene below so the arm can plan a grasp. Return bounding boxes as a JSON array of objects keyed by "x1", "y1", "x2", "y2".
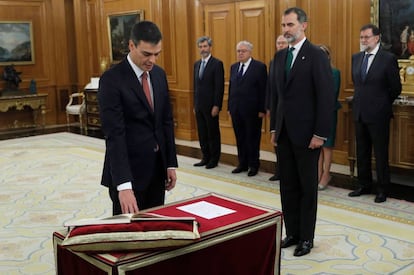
[{"x1": 204, "y1": 0, "x2": 274, "y2": 150}]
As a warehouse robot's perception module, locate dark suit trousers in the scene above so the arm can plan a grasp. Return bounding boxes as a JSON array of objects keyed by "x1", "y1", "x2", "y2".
[
  {"x1": 231, "y1": 111, "x2": 262, "y2": 169},
  {"x1": 110, "y1": 152, "x2": 165, "y2": 215},
  {"x1": 195, "y1": 109, "x2": 221, "y2": 164},
  {"x1": 355, "y1": 119, "x2": 390, "y2": 193},
  {"x1": 273, "y1": 146, "x2": 280, "y2": 176},
  {"x1": 277, "y1": 126, "x2": 320, "y2": 241}
]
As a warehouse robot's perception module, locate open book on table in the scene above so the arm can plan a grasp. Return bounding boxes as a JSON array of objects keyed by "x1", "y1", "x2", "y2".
[{"x1": 64, "y1": 213, "x2": 196, "y2": 227}]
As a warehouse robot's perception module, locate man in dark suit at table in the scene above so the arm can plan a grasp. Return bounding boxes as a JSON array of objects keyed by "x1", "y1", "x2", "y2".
[
  {"x1": 348, "y1": 24, "x2": 401, "y2": 203},
  {"x1": 269, "y1": 7, "x2": 334, "y2": 256},
  {"x1": 193, "y1": 36, "x2": 225, "y2": 169},
  {"x1": 228, "y1": 40, "x2": 267, "y2": 177},
  {"x1": 98, "y1": 21, "x2": 178, "y2": 215}
]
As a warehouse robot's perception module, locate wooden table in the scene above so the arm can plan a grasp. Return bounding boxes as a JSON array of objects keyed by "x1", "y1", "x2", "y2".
[
  {"x1": 84, "y1": 88, "x2": 101, "y2": 130},
  {"x1": 53, "y1": 193, "x2": 282, "y2": 275},
  {"x1": 0, "y1": 93, "x2": 47, "y2": 128}
]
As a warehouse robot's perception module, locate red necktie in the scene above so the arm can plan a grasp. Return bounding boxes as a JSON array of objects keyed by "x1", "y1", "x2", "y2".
[{"x1": 141, "y1": 72, "x2": 153, "y2": 110}]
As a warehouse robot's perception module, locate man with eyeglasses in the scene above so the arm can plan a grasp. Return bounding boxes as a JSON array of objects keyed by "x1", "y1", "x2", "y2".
[
  {"x1": 348, "y1": 24, "x2": 401, "y2": 203},
  {"x1": 228, "y1": 41, "x2": 267, "y2": 177}
]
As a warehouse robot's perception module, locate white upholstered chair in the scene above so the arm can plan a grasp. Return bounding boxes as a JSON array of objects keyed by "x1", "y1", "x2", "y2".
[{"x1": 66, "y1": 92, "x2": 86, "y2": 132}]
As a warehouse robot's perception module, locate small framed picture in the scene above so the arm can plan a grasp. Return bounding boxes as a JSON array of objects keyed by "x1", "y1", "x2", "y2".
[{"x1": 0, "y1": 21, "x2": 35, "y2": 65}]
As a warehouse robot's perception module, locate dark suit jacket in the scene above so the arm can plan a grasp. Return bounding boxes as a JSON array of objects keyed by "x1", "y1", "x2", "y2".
[
  {"x1": 351, "y1": 48, "x2": 401, "y2": 123},
  {"x1": 265, "y1": 59, "x2": 275, "y2": 111},
  {"x1": 98, "y1": 58, "x2": 178, "y2": 191},
  {"x1": 269, "y1": 40, "x2": 335, "y2": 146},
  {"x1": 228, "y1": 59, "x2": 267, "y2": 116},
  {"x1": 193, "y1": 56, "x2": 225, "y2": 112}
]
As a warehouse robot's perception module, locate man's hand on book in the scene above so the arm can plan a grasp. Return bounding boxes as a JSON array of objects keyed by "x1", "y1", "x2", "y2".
[{"x1": 119, "y1": 189, "x2": 139, "y2": 214}]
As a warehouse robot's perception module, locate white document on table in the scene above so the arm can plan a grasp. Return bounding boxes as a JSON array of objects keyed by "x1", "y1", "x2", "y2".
[{"x1": 177, "y1": 201, "x2": 236, "y2": 219}]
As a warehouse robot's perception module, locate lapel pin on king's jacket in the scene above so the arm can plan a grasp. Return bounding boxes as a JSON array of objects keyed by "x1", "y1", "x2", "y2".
[{"x1": 302, "y1": 56, "x2": 305, "y2": 60}]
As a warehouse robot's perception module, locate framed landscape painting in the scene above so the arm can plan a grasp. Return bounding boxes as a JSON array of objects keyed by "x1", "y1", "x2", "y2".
[
  {"x1": 0, "y1": 21, "x2": 35, "y2": 65},
  {"x1": 107, "y1": 11, "x2": 144, "y2": 63}
]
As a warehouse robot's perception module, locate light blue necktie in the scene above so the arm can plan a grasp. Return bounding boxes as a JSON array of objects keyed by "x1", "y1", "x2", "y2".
[{"x1": 199, "y1": 60, "x2": 206, "y2": 79}]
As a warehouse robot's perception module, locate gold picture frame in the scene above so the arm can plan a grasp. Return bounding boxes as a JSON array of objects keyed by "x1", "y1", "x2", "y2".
[
  {"x1": 107, "y1": 10, "x2": 144, "y2": 64},
  {"x1": 371, "y1": 0, "x2": 414, "y2": 59},
  {"x1": 0, "y1": 21, "x2": 35, "y2": 65},
  {"x1": 370, "y1": 0, "x2": 379, "y2": 26},
  {"x1": 372, "y1": 0, "x2": 414, "y2": 95}
]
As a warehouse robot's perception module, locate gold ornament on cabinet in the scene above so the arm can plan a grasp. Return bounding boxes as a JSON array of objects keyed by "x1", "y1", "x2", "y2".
[
  {"x1": 100, "y1": 57, "x2": 109, "y2": 74},
  {"x1": 398, "y1": 55, "x2": 414, "y2": 95}
]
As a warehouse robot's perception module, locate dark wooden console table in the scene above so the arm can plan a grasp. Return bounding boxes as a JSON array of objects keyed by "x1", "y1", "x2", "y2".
[
  {"x1": 0, "y1": 93, "x2": 47, "y2": 129},
  {"x1": 84, "y1": 88, "x2": 101, "y2": 130}
]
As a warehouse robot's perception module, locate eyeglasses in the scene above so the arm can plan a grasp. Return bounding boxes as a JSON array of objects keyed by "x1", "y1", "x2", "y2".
[
  {"x1": 237, "y1": 49, "x2": 249, "y2": 53},
  {"x1": 359, "y1": 35, "x2": 374, "y2": 40}
]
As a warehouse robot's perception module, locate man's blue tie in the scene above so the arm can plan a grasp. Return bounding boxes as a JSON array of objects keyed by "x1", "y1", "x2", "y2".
[
  {"x1": 361, "y1": 53, "x2": 372, "y2": 81},
  {"x1": 285, "y1": 47, "x2": 295, "y2": 75},
  {"x1": 237, "y1": 63, "x2": 244, "y2": 78},
  {"x1": 199, "y1": 60, "x2": 205, "y2": 79}
]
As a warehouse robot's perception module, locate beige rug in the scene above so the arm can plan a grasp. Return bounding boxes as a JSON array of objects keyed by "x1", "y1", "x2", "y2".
[{"x1": 0, "y1": 132, "x2": 413, "y2": 274}]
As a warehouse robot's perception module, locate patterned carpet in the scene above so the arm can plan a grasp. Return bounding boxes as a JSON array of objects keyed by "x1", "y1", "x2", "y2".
[{"x1": 0, "y1": 132, "x2": 413, "y2": 275}]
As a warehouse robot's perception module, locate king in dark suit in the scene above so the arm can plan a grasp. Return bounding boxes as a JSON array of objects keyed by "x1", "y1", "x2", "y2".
[
  {"x1": 269, "y1": 7, "x2": 335, "y2": 257},
  {"x1": 348, "y1": 24, "x2": 401, "y2": 203},
  {"x1": 228, "y1": 40, "x2": 267, "y2": 177},
  {"x1": 193, "y1": 36, "x2": 225, "y2": 169},
  {"x1": 98, "y1": 21, "x2": 178, "y2": 215}
]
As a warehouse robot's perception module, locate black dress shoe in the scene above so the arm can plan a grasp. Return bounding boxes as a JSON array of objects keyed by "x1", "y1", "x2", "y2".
[
  {"x1": 348, "y1": 187, "x2": 371, "y2": 197},
  {"x1": 205, "y1": 162, "x2": 217, "y2": 169},
  {"x1": 232, "y1": 166, "x2": 248, "y2": 173},
  {"x1": 193, "y1": 160, "x2": 208, "y2": 167},
  {"x1": 374, "y1": 193, "x2": 387, "y2": 203},
  {"x1": 269, "y1": 174, "x2": 279, "y2": 181},
  {"x1": 247, "y1": 168, "x2": 258, "y2": 177},
  {"x1": 293, "y1": 240, "x2": 313, "y2": 257},
  {"x1": 281, "y1": 236, "x2": 299, "y2": 248}
]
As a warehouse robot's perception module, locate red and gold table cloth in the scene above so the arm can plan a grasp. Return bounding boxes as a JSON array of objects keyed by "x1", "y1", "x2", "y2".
[{"x1": 53, "y1": 193, "x2": 283, "y2": 275}]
